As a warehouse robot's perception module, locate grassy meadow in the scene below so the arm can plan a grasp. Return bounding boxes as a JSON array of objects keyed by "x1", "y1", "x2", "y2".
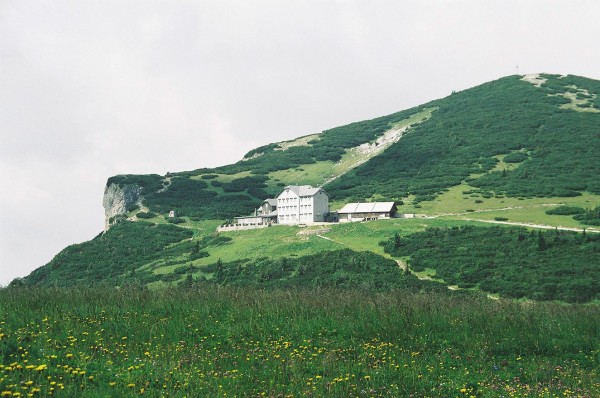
[{"x1": 1, "y1": 287, "x2": 599, "y2": 397}]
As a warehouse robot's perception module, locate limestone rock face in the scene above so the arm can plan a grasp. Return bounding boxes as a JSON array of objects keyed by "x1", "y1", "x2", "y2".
[{"x1": 102, "y1": 183, "x2": 141, "y2": 230}]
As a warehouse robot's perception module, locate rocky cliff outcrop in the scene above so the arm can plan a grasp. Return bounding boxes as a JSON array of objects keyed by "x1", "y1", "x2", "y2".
[{"x1": 102, "y1": 183, "x2": 142, "y2": 230}]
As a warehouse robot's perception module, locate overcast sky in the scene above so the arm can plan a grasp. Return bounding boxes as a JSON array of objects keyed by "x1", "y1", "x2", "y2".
[{"x1": 2, "y1": 0, "x2": 600, "y2": 285}]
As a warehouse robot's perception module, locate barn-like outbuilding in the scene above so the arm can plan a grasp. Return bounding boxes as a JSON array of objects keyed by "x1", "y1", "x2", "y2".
[{"x1": 337, "y1": 202, "x2": 397, "y2": 222}]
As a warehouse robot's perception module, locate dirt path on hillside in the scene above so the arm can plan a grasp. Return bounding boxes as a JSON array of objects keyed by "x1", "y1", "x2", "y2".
[
  {"x1": 425, "y1": 204, "x2": 561, "y2": 219},
  {"x1": 315, "y1": 234, "x2": 344, "y2": 244},
  {"x1": 461, "y1": 218, "x2": 600, "y2": 233},
  {"x1": 422, "y1": 204, "x2": 599, "y2": 233},
  {"x1": 395, "y1": 259, "x2": 407, "y2": 271},
  {"x1": 157, "y1": 177, "x2": 172, "y2": 193},
  {"x1": 322, "y1": 126, "x2": 409, "y2": 186}
]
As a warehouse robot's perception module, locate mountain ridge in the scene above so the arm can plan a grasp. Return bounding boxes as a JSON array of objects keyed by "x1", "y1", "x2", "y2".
[
  {"x1": 15, "y1": 73, "x2": 600, "y2": 298},
  {"x1": 102, "y1": 73, "x2": 600, "y2": 228}
]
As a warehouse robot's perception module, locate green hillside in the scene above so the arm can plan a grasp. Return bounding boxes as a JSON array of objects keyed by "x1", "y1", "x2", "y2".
[
  {"x1": 22, "y1": 222, "x2": 193, "y2": 286},
  {"x1": 329, "y1": 74, "x2": 600, "y2": 201},
  {"x1": 15, "y1": 73, "x2": 600, "y2": 299},
  {"x1": 382, "y1": 225, "x2": 600, "y2": 303}
]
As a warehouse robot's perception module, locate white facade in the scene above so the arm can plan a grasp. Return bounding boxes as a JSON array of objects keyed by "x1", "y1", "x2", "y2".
[{"x1": 276, "y1": 185, "x2": 329, "y2": 225}]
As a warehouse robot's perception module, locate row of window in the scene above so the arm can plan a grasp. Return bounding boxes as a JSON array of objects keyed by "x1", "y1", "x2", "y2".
[
  {"x1": 279, "y1": 205, "x2": 313, "y2": 212},
  {"x1": 278, "y1": 198, "x2": 298, "y2": 203},
  {"x1": 278, "y1": 197, "x2": 313, "y2": 204}
]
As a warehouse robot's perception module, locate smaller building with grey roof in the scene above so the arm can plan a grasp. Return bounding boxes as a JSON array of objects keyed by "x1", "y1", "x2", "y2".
[{"x1": 337, "y1": 202, "x2": 398, "y2": 222}]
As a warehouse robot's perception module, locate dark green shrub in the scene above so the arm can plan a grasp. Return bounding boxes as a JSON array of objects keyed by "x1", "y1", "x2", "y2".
[
  {"x1": 414, "y1": 194, "x2": 436, "y2": 203},
  {"x1": 503, "y1": 152, "x2": 528, "y2": 163},
  {"x1": 190, "y1": 251, "x2": 210, "y2": 261},
  {"x1": 545, "y1": 206, "x2": 585, "y2": 215},
  {"x1": 136, "y1": 212, "x2": 156, "y2": 219},
  {"x1": 573, "y1": 206, "x2": 600, "y2": 225},
  {"x1": 106, "y1": 174, "x2": 164, "y2": 192}
]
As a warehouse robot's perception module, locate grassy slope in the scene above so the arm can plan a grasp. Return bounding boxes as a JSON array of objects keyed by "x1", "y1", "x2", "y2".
[
  {"x1": 266, "y1": 107, "x2": 436, "y2": 189},
  {"x1": 404, "y1": 185, "x2": 600, "y2": 227}
]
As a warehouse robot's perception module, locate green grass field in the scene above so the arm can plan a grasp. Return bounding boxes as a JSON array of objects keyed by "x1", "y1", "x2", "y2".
[{"x1": 1, "y1": 287, "x2": 598, "y2": 397}]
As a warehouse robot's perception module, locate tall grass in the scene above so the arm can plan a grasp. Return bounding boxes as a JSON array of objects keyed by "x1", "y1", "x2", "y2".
[{"x1": 1, "y1": 287, "x2": 598, "y2": 397}]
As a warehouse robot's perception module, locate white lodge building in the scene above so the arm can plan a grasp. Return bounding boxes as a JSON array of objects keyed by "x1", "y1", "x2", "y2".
[{"x1": 276, "y1": 185, "x2": 329, "y2": 225}]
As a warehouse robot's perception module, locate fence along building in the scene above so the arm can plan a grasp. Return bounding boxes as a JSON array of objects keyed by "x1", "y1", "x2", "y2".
[
  {"x1": 337, "y1": 202, "x2": 398, "y2": 222},
  {"x1": 276, "y1": 185, "x2": 329, "y2": 225}
]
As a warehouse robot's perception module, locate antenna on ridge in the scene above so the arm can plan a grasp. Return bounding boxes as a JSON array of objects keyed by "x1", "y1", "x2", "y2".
[{"x1": 516, "y1": 64, "x2": 519, "y2": 75}]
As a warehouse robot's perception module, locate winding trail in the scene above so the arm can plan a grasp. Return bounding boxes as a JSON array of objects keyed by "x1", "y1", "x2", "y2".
[
  {"x1": 157, "y1": 177, "x2": 172, "y2": 193},
  {"x1": 461, "y1": 218, "x2": 600, "y2": 233},
  {"x1": 315, "y1": 234, "x2": 344, "y2": 244},
  {"x1": 322, "y1": 126, "x2": 409, "y2": 186}
]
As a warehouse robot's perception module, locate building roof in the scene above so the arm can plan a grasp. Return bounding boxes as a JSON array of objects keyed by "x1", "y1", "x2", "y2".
[
  {"x1": 276, "y1": 185, "x2": 328, "y2": 198},
  {"x1": 262, "y1": 198, "x2": 278, "y2": 207},
  {"x1": 337, "y1": 202, "x2": 396, "y2": 214}
]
